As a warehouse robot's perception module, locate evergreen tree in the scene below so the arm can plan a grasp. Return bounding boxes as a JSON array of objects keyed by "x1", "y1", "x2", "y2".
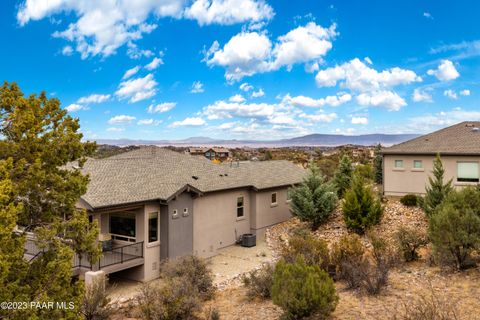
[
  {"x1": 0, "y1": 82, "x2": 99, "y2": 319},
  {"x1": 373, "y1": 144, "x2": 383, "y2": 184},
  {"x1": 272, "y1": 256, "x2": 338, "y2": 320},
  {"x1": 424, "y1": 154, "x2": 453, "y2": 217},
  {"x1": 342, "y1": 174, "x2": 383, "y2": 234},
  {"x1": 290, "y1": 163, "x2": 337, "y2": 229},
  {"x1": 333, "y1": 154, "x2": 354, "y2": 198}
]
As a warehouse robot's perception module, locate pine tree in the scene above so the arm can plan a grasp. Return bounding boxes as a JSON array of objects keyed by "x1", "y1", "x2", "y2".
[
  {"x1": 373, "y1": 144, "x2": 383, "y2": 184},
  {"x1": 424, "y1": 154, "x2": 453, "y2": 217},
  {"x1": 0, "y1": 82, "x2": 99, "y2": 319},
  {"x1": 333, "y1": 154, "x2": 354, "y2": 198},
  {"x1": 290, "y1": 163, "x2": 337, "y2": 229},
  {"x1": 342, "y1": 174, "x2": 383, "y2": 234}
]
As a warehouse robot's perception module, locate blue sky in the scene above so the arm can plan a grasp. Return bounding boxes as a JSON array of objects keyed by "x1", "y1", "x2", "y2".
[{"x1": 1, "y1": 0, "x2": 480, "y2": 140}]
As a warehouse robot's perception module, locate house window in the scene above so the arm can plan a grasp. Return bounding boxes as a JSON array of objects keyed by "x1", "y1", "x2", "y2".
[
  {"x1": 413, "y1": 160, "x2": 423, "y2": 169},
  {"x1": 457, "y1": 162, "x2": 479, "y2": 182},
  {"x1": 271, "y1": 192, "x2": 277, "y2": 205},
  {"x1": 183, "y1": 208, "x2": 189, "y2": 217},
  {"x1": 172, "y1": 209, "x2": 179, "y2": 219},
  {"x1": 286, "y1": 188, "x2": 292, "y2": 202},
  {"x1": 110, "y1": 212, "x2": 136, "y2": 241},
  {"x1": 148, "y1": 212, "x2": 158, "y2": 243},
  {"x1": 237, "y1": 196, "x2": 244, "y2": 218},
  {"x1": 394, "y1": 160, "x2": 404, "y2": 168}
]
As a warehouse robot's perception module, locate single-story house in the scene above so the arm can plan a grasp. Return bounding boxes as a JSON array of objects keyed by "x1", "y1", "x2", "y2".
[
  {"x1": 72, "y1": 146, "x2": 304, "y2": 281},
  {"x1": 382, "y1": 121, "x2": 480, "y2": 196},
  {"x1": 185, "y1": 147, "x2": 231, "y2": 161}
]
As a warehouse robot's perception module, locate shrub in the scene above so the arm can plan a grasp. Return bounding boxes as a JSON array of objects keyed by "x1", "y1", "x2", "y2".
[
  {"x1": 272, "y1": 256, "x2": 338, "y2": 320},
  {"x1": 204, "y1": 306, "x2": 221, "y2": 320},
  {"x1": 342, "y1": 175, "x2": 383, "y2": 234},
  {"x1": 330, "y1": 234, "x2": 365, "y2": 287},
  {"x1": 400, "y1": 194, "x2": 419, "y2": 207},
  {"x1": 428, "y1": 187, "x2": 480, "y2": 270},
  {"x1": 281, "y1": 233, "x2": 331, "y2": 271},
  {"x1": 355, "y1": 164, "x2": 374, "y2": 181},
  {"x1": 363, "y1": 233, "x2": 396, "y2": 295},
  {"x1": 290, "y1": 163, "x2": 338, "y2": 229},
  {"x1": 242, "y1": 263, "x2": 274, "y2": 299},
  {"x1": 373, "y1": 144, "x2": 383, "y2": 184},
  {"x1": 137, "y1": 277, "x2": 200, "y2": 320},
  {"x1": 80, "y1": 278, "x2": 111, "y2": 320},
  {"x1": 333, "y1": 155, "x2": 354, "y2": 198},
  {"x1": 160, "y1": 255, "x2": 215, "y2": 300},
  {"x1": 395, "y1": 226, "x2": 428, "y2": 262},
  {"x1": 424, "y1": 154, "x2": 453, "y2": 217}
]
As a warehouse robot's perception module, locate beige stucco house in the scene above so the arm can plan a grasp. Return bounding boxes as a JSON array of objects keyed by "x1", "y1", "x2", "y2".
[
  {"x1": 382, "y1": 121, "x2": 480, "y2": 196},
  {"x1": 69, "y1": 147, "x2": 304, "y2": 282}
]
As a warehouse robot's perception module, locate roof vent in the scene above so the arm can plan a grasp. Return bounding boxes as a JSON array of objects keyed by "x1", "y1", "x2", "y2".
[
  {"x1": 219, "y1": 174, "x2": 223, "y2": 177},
  {"x1": 472, "y1": 127, "x2": 480, "y2": 132},
  {"x1": 224, "y1": 173, "x2": 228, "y2": 176},
  {"x1": 192, "y1": 175, "x2": 199, "y2": 180}
]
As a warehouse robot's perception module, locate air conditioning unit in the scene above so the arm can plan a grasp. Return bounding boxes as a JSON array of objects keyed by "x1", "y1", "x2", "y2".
[{"x1": 241, "y1": 234, "x2": 256, "y2": 247}]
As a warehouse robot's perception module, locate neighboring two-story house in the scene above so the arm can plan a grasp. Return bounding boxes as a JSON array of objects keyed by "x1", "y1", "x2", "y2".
[{"x1": 382, "y1": 121, "x2": 480, "y2": 196}]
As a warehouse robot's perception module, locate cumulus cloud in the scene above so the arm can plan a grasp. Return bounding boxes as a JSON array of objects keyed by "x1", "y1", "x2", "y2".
[
  {"x1": 251, "y1": 88, "x2": 265, "y2": 98},
  {"x1": 205, "y1": 22, "x2": 337, "y2": 81},
  {"x1": 315, "y1": 58, "x2": 421, "y2": 92},
  {"x1": 427, "y1": 60, "x2": 460, "y2": 81},
  {"x1": 137, "y1": 118, "x2": 162, "y2": 125},
  {"x1": 284, "y1": 93, "x2": 352, "y2": 107},
  {"x1": 409, "y1": 108, "x2": 480, "y2": 129},
  {"x1": 356, "y1": 90, "x2": 407, "y2": 111},
  {"x1": 108, "y1": 115, "x2": 136, "y2": 124},
  {"x1": 299, "y1": 112, "x2": 337, "y2": 123},
  {"x1": 122, "y1": 66, "x2": 140, "y2": 80},
  {"x1": 170, "y1": 117, "x2": 206, "y2": 127},
  {"x1": 351, "y1": 116, "x2": 368, "y2": 125},
  {"x1": 106, "y1": 127, "x2": 125, "y2": 132},
  {"x1": 443, "y1": 89, "x2": 458, "y2": 99},
  {"x1": 147, "y1": 102, "x2": 176, "y2": 113},
  {"x1": 144, "y1": 56, "x2": 164, "y2": 70},
  {"x1": 77, "y1": 93, "x2": 111, "y2": 104},
  {"x1": 412, "y1": 88, "x2": 433, "y2": 103},
  {"x1": 184, "y1": 0, "x2": 274, "y2": 26},
  {"x1": 190, "y1": 81, "x2": 204, "y2": 93},
  {"x1": 65, "y1": 103, "x2": 87, "y2": 112},
  {"x1": 203, "y1": 100, "x2": 275, "y2": 120},
  {"x1": 229, "y1": 94, "x2": 246, "y2": 103},
  {"x1": 115, "y1": 74, "x2": 157, "y2": 103},
  {"x1": 460, "y1": 89, "x2": 471, "y2": 96},
  {"x1": 239, "y1": 83, "x2": 253, "y2": 91},
  {"x1": 62, "y1": 45, "x2": 73, "y2": 56}
]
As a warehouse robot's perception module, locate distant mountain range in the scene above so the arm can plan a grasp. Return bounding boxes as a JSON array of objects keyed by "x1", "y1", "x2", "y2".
[{"x1": 96, "y1": 133, "x2": 419, "y2": 147}]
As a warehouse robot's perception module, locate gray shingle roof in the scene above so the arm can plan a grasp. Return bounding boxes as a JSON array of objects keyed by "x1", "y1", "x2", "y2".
[
  {"x1": 382, "y1": 121, "x2": 480, "y2": 155},
  {"x1": 79, "y1": 147, "x2": 305, "y2": 209}
]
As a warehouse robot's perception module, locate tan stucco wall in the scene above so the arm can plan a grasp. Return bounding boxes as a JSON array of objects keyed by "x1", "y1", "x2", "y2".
[
  {"x1": 142, "y1": 203, "x2": 161, "y2": 282},
  {"x1": 193, "y1": 189, "x2": 251, "y2": 258},
  {"x1": 384, "y1": 154, "x2": 480, "y2": 196}
]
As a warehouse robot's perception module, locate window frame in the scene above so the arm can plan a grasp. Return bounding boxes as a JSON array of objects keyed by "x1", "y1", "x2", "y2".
[
  {"x1": 148, "y1": 212, "x2": 159, "y2": 244},
  {"x1": 109, "y1": 211, "x2": 136, "y2": 242},
  {"x1": 457, "y1": 161, "x2": 480, "y2": 182},
  {"x1": 394, "y1": 159, "x2": 404, "y2": 168},
  {"x1": 172, "y1": 209, "x2": 179, "y2": 219},
  {"x1": 413, "y1": 160, "x2": 423, "y2": 169},
  {"x1": 236, "y1": 196, "x2": 244, "y2": 219},
  {"x1": 183, "y1": 208, "x2": 189, "y2": 217},
  {"x1": 271, "y1": 192, "x2": 278, "y2": 206}
]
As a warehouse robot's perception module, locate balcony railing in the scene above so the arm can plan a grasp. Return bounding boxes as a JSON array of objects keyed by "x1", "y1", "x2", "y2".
[{"x1": 25, "y1": 238, "x2": 144, "y2": 271}]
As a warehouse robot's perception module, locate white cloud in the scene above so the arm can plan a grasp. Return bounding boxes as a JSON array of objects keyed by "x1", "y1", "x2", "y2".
[
  {"x1": 184, "y1": 0, "x2": 274, "y2": 26},
  {"x1": 137, "y1": 118, "x2": 162, "y2": 125},
  {"x1": 218, "y1": 122, "x2": 237, "y2": 129},
  {"x1": 335, "y1": 127, "x2": 355, "y2": 135},
  {"x1": 170, "y1": 117, "x2": 206, "y2": 127},
  {"x1": 351, "y1": 116, "x2": 368, "y2": 125},
  {"x1": 147, "y1": 102, "x2": 176, "y2": 113},
  {"x1": 106, "y1": 127, "x2": 125, "y2": 132},
  {"x1": 65, "y1": 103, "x2": 87, "y2": 112},
  {"x1": 62, "y1": 45, "x2": 73, "y2": 56},
  {"x1": 190, "y1": 81, "x2": 204, "y2": 93},
  {"x1": 423, "y1": 12, "x2": 433, "y2": 19},
  {"x1": 251, "y1": 88, "x2": 265, "y2": 98},
  {"x1": 205, "y1": 22, "x2": 337, "y2": 81},
  {"x1": 364, "y1": 57, "x2": 373, "y2": 65},
  {"x1": 427, "y1": 60, "x2": 460, "y2": 81},
  {"x1": 127, "y1": 43, "x2": 154, "y2": 60},
  {"x1": 460, "y1": 89, "x2": 471, "y2": 96},
  {"x1": 284, "y1": 93, "x2": 352, "y2": 107},
  {"x1": 144, "y1": 56, "x2": 163, "y2": 70},
  {"x1": 239, "y1": 83, "x2": 253, "y2": 91},
  {"x1": 228, "y1": 94, "x2": 246, "y2": 103},
  {"x1": 108, "y1": 115, "x2": 136, "y2": 124},
  {"x1": 122, "y1": 66, "x2": 140, "y2": 80},
  {"x1": 443, "y1": 89, "x2": 458, "y2": 99},
  {"x1": 315, "y1": 58, "x2": 421, "y2": 92},
  {"x1": 409, "y1": 109, "x2": 480, "y2": 129},
  {"x1": 304, "y1": 62, "x2": 319, "y2": 73},
  {"x1": 115, "y1": 74, "x2": 157, "y2": 103},
  {"x1": 77, "y1": 93, "x2": 111, "y2": 104},
  {"x1": 356, "y1": 90, "x2": 407, "y2": 111},
  {"x1": 203, "y1": 100, "x2": 275, "y2": 120},
  {"x1": 412, "y1": 88, "x2": 433, "y2": 103},
  {"x1": 300, "y1": 112, "x2": 337, "y2": 123}
]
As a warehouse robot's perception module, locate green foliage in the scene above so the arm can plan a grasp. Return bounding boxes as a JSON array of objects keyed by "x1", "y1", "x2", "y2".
[
  {"x1": 342, "y1": 175, "x2": 383, "y2": 234},
  {"x1": 281, "y1": 232, "x2": 331, "y2": 271},
  {"x1": 395, "y1": 226, "x2": 428, "y2": 262},
  {"x1": 161, "y1": 255, "x2": 215, "y2": 301},
  {"x1": 242, "y1": 263, "x2": 274, "y2": 299},
  {"x1": 424, "y1": 154, "x2": 453, "y2": 217},
  {"x1": 290, "y1": 163, "x2": 338, "y2": 229},
  {"x1": 272, "y1": 256, "x2": 338, "y2": 320},
  {"x1": 330, "y1": 234, "x2": 365, "y2": 287},
  {"x1": 428, "y1": 187, "x2": 480, "y2": 270},
  {"x1": 355, "y1": 163, "x2": 374, "y2": 181},
  {"x1": 373, "y1": 144, "x2": 383, "y2": 184},
  {"x1": 333, "y1": 155, "x2": 354, "y2": 198},
  {"x1": 400, "y1": 194, "x2": 419, "y2": 207}
]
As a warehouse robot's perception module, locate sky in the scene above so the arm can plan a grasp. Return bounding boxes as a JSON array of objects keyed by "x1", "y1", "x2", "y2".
[{"x1": 1, "y1": 0, "x2": 480, "y2": 141}]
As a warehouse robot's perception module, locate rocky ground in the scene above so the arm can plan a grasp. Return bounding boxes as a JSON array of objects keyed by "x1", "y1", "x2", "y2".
[{"x1": 111, "y1": 199, "x2": 480, "y2": 319}]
